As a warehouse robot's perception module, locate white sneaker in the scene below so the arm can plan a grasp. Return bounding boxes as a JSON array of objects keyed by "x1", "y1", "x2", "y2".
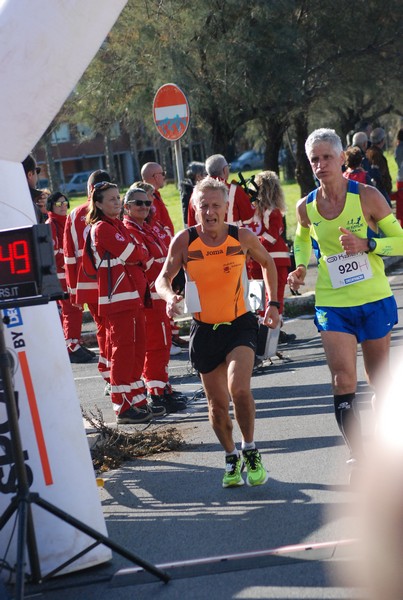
[{"x1": 170, "y1": 344, "x2": 181, "y2": 356}]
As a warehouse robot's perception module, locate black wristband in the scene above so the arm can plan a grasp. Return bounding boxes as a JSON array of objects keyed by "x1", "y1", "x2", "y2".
[{"x1": 268, "y1": 301, "x2": 280, "y2": 309}]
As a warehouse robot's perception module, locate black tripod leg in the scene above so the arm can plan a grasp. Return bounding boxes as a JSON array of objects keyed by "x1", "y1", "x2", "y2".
[
  {"x1": 32, "y1": 494, "x2": 170, "y2": 583},
  {"x1": 26, "y1": 503, "x2": 41, "y2": 582},
  {"x1": 15, "y1": 498, "x2": 28, "y2": 600},
  {"x1": 0, "y1": 496, "x2": 18, "y2": 530}
]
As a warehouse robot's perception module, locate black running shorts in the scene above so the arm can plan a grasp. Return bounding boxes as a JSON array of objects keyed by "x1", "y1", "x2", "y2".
[{"x1": 189, "y1": 311, "x2": 258, "y2": 374}]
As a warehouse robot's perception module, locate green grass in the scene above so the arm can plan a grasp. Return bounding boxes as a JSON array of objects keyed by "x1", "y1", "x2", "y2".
[{"x1": 69, "y1": 151, "x2": 398, "y2": 236}]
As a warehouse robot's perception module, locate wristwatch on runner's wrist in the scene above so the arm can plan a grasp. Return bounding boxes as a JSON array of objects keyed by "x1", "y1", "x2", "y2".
[{"x1": 367, "y1": 238, "x2": 377, "y2": 253}]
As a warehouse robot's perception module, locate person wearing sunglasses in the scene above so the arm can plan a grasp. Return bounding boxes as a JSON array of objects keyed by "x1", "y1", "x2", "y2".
[
  {"x1": 141, "y1": 162, "x2": 174, "y2": 237},
  {"x1": 46, "y1": 192, "x2": 92, "y2": 364},
  {"x1": 123, "y1": 186, "x2": 187, "y2": 414},
  {"x1": 22, "y1": 153, "x2": 47, "y2": 223},
  {"x1": 85, "y1": 182, "x2": 165, "y2": 424}
]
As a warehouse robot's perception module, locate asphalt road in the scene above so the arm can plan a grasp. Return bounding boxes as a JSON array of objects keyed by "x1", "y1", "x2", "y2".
[{"x1": 14, "y1": 258, "x2": 403, "y2": 600}]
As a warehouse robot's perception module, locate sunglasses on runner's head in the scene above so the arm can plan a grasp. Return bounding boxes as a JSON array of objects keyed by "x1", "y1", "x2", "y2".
[
  {"x1": 127, "y1": 199, "x2": 152, "y2": 207},
  {"x1": 93, "y1": 181, "x2": 114, "y2": 190}
]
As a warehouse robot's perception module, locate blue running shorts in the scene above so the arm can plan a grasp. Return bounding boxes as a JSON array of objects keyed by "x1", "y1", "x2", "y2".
[{"x1": 314, "y1": 296, "x2": 398, "y2": 343}]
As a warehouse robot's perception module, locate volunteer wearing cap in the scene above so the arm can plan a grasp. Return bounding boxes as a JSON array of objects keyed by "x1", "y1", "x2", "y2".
[
  {"x1": 123, "y1": 186, "x2": 187, "y2": 414},
  {"x1": 46, "y1": 192, "x2": 92, "y2": 363},
  {"x1": 366, "y1": 127, "x2": 393, "y2": 206},
  {"x1": 85, "y1": 182, "x2": 165, "y2": 424},
  {"x1": 22, "y1": 153, "x2": 47, "y2": 223},
  {"x1": 287, "y1": 128, "x2": 403, "y2": 482}
]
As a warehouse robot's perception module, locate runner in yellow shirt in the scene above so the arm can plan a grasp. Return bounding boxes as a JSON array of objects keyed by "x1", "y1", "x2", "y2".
[{"x1": 288, "y1": 128, "x2": 403, "y2": 481}]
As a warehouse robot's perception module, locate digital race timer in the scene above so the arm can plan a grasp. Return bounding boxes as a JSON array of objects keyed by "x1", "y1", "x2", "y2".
[
  {"x1": 0, "y1": 226, "x2": 39, "y2": 299},
  {"x1": 0, "y1": 224, "x2": 63, "y2": 305}
]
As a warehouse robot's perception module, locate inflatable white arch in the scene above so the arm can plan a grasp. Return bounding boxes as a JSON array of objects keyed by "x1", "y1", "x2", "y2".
[{"x1": 0, "y1": 0, "x2": 127, "y2": 578}]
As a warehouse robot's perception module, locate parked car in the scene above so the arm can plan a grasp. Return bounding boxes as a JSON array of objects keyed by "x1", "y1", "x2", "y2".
[
  {"x1": 38, "y1": 177, "x2": 49, "y2": 189},
  {"x1": 60, "y1": 170, "x2": 94, "y2": 195},
  {"x1": 230, "y1": 150, "x2": 264, "y2": 173}
]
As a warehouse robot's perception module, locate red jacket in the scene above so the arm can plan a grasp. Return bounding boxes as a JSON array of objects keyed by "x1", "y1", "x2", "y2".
[
  {"x1": 147, "y1": 189, "x2": 174, "y2": 236},
  {"x1": 246, "y1": 208, "x2": 290, "y2": 279},
  {"x1": 123, "y1": 216, "x2": 169, "y2": 302},
  {"x1": 187, "y1": 180, "x2": 255, "y2": 227},
  {"x1": 85, "y1": 217, "x2": 149, "y2": 316},
  {"x1": 343, "y1": 168, "x2": 371, "y2": 185},
  {"x1": 46, "y1": 212, "x2": 67, "y2": 291},
  {"x1": 63, "y1": 201, "x2": 99, "y2": 303}
]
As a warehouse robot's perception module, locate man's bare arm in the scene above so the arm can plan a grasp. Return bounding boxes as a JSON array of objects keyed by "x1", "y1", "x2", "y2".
[
  {"x1": 239, "y1": 228, "x2": 280, "y2": 329},
  {"x1": 155, "y1": 230, "x2": 188, "y2": 317}
]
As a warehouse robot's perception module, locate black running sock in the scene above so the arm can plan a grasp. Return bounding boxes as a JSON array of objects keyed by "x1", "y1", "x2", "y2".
[{"x1": 333, "y1": 393, "x2": 363, "y2": 458}]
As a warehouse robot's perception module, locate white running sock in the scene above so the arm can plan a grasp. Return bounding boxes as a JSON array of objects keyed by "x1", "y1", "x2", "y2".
[{"x1": 241, "y1": 441, "x2": 256, "y2": 451}]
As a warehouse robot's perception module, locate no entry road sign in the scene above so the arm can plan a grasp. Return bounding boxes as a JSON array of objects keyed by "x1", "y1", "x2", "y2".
[{"x1": 153, "y1": 83, "x2": 190, "y2": 141}]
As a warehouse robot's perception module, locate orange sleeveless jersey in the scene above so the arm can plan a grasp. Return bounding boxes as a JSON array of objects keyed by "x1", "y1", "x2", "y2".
[{"x1": 186, "y1": 225, "x2": 250, "y2": 324}]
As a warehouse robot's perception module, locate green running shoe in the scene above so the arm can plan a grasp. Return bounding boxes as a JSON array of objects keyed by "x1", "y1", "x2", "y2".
[
  {"x1": 242, "y1": 448, "x2": 269, "y2": 486},
  {"x1": 222, "y1": 454, "x2": 245, "y2": 488}
]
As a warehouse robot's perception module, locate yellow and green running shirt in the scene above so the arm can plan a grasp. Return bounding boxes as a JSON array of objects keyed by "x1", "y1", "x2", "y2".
[
  {"x1": 306, "y1": 179, "x2": 392, "y2": 307},
  {"x1": 186, "y1": 225, "x2": 250, "y2": 324}
]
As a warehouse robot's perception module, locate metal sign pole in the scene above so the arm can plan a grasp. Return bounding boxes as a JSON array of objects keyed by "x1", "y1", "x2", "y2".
[
  {"x1": 173, "y1": 139, "x2": 184, "y2": 184},
  {"x1": 173, "y1": 140, "x2": 185, "y2": 227}
]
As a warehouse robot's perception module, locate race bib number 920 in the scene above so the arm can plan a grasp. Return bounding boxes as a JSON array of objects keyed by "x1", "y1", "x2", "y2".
[{"x1": 326, "y1": 252, "x2": 373, "y2": 288}]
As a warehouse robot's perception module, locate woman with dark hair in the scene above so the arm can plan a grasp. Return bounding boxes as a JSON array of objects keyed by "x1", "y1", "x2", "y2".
[
  {"x1": 46, "y1": 192, "x2": 93, "y2": 363},
  {"x1": 85, "y1": 182, "x2": 164, "y2": 424},
  {"x1": 343, "y1": 146, "x2": 372, "y2": 185}
]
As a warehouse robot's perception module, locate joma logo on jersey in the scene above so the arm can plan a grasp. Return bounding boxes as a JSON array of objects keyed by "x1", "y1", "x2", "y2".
[{"x1": 206, "y1": 249, "x2": 223, "y2": 256}]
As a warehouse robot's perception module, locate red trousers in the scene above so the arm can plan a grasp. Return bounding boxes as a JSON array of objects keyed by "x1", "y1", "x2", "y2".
[
  {"x1": 391, "y1": 182, "x2": 403, "y2": 225},
  {"x1": 87, "y1": 302, "x2": 109, "y2": 381},
  {"x1": 143, "y1": 302, "x2": 172, "y2": 395},
  {"x1": 265, "y1": 265, "x2": 288, "y2": 315},
  {"x1": 57, "y1": 297, "x2": 83, "y2": 350},
  {"x1": 105, "y1": 309, "x2": 146, "y2": 415}
]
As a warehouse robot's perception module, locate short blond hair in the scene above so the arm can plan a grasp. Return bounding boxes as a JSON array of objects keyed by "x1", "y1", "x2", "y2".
[{"x1": 192, "y1": 176, "x2": 228, "y2": 208}]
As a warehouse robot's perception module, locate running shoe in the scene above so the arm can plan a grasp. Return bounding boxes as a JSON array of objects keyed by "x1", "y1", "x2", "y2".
[
  {"x1": 222, "y1": 454, "x2": 245, "y2": 488},
  {"x1": 170, "y1": 344, "x2": 181, "y2": 356},
  {"x1": 242, "y1": 448, "x2": 269, "y2": 486},
  {"x1": 172, "y1": 335, "x2": 189, "y2": 348},
  {"x1": 146, "y1": 401, "x2": 167, "y2": 418},
  {"x1": 68, "y1": 346, "x2": 94, "y2": 364},
  {"x1": 117, "y1": 406, "x2": 152, "y2": 424},
  {"x1": 81, "y1": 345, "x2": 97, "y2": 358},
  {"x1": 278, "y1": 330, "x2": 297, "y2": 344},
  {"x1": 164, "y1": 384, "x2": 187, "y2": 400},
  {"x1": 149, "y1": 393, "x2": 187, "y2": 413}
]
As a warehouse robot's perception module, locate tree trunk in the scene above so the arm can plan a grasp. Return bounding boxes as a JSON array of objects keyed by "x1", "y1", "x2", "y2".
[
  {"x1": 43, "y1": 127, "x2": 60, "y2": 191},
  {"x1": 261, "y1": 117, "x2": 287, "y2": 175},
  {"x1": 104, "y1": 133, "x2": 117, "y2": 183},
  {"x1": 128, "y1": 128, "x2": 141, "y2": 181},
  {"x1": 210, "y1": 113, "x2": 234, "y2": 157},
  {"x1": 294, "y1": 113, "x2": 315, "y2": 197}
]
